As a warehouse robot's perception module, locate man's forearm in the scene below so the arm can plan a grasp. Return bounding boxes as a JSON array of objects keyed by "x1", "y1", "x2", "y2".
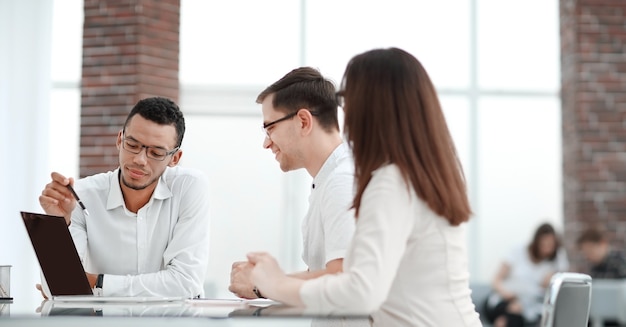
[
  {"x1": 288, "y1": 268, "x2": 337, "y2": 280},
  {"x1": 289, "y1": 259, "x2": 344, "y2": 280}
]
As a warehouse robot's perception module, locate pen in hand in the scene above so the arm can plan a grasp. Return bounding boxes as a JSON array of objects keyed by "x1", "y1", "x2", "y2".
[{"x1": 67, "y1": 184, "x2": 90, "y2": 216}]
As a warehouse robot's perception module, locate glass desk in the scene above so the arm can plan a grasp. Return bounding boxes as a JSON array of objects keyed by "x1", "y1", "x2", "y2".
[{"x1": 0, "y1": 297, "x2": 371, "y2": 327}]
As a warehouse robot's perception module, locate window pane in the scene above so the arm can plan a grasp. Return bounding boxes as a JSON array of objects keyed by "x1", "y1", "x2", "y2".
[
  {"x1": 51, "y1": 0, "x2": 83, "y2": 82},
  {"x1": 182, "y1": 116, "x2": 309, "y2": 298},
  {"x1": 50, "y1": 88, "x2": 81, "y2": 176},
  {"x1": 305, "y1": 0, "x2": 470, "y2": 89},
  {"x1": 477, "y1": 0, "x2": 559, "y2": 91},
  {"x1": 476, "y1": 96, "x2": 562, "y2": 280},
  {"x1": 180, "y1": 0, "x2": 302, "y2": 85}
]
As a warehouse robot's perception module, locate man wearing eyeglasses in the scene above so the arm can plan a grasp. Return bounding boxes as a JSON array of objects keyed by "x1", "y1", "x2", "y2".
[
  {"x1": 37, "y1": 97, "x2": 210, "y2": 298},
  {"x1": 229, "y1": 67, "x2": 356, "y2": 299}
]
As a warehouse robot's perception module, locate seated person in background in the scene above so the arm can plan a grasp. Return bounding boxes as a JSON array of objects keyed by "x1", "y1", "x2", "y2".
[
  {"x1": 486, "y1": 222, "x2": 569, "y2": 327},
  {"x1": 577, "y1": 227, "x2": 626, "y2": 279},
  {"x1": 38, "y1": 97, "x2": 211, "y2": 298}
]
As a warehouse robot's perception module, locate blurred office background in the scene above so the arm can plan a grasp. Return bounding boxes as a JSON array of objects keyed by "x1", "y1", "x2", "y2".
[{"x1": 2, "y1": 0, "x2": 622, "y2": 313}]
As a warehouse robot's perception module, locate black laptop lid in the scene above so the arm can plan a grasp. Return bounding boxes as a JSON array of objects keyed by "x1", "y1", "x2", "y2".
[{"x1": 20, "y1": 211, "x2": 93, "y2": 296}]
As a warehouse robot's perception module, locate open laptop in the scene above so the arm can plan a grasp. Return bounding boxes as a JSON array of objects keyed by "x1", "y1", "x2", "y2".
[{"x1": 20, "y1": 211, "x2": 182, "y2": 303}]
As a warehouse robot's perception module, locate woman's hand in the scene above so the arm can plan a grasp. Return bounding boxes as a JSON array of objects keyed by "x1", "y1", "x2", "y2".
[
  {"x1": 246, "y1": 252, "x2": 306, "y2": 307},
  {"x1": 246, "y1": 252, "x2": 286, "y2": 297}
]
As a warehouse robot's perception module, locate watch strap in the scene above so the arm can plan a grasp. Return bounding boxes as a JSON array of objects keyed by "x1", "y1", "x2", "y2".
[
  {"x1": 252, "y1": 286, "x2": 265, "y2": 299},
  {"x1": 96, "y1": 274, "x2": 104, "y2": 289}
]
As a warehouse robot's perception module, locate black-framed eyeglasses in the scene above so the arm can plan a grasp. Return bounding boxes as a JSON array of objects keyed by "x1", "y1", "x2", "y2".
[
  {"x1": 262, "y1": 112, "x2": 298, "y2": 137},
  {"x1": 335, "y1": 90, "x2": 345, "y2": 107},
  {"x1": 121, "y1": 134, "x2": 179, "y2": 161}
]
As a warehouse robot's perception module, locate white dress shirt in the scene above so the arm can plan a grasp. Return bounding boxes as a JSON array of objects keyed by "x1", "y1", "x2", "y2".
[
  {"x1": 300, "y1": 164, "x2": 481, "y2": 326},
  {"x1": 302, "y1": 142, "x2": 356, "y2": 270},
  {"x1": 70, "y1": 166, "x2": 210, "y2": 297}
]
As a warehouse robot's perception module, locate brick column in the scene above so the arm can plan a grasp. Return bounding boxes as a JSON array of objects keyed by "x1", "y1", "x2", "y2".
[
  {"x1": 80, "y1": 0, "x2": 180, "y2": 176},
  {"x1": 561, "y1": 0, "x2": 626, "y2": 271}
]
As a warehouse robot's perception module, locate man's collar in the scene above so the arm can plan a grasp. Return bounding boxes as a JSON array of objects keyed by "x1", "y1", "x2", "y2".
[{"x1": 106, "y1": 168, "x2": 173, "y2": 210}]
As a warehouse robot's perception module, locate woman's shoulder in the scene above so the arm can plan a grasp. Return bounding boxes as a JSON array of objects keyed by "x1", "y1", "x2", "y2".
[
  {"x1": 371, "y1": 163, "x2": 403, "y2": 180},
  {"x1": 368, "y1": 164, "x2": 408, "y2": 193}
]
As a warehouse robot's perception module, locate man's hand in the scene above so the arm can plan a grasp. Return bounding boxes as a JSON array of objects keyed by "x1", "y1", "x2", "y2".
[
  {"x1": 228, "y1": 261, "x2": 257, "y2": 299},
  {"x1": 35, "y1": 284, "x2": 48, "y2": 299},
  {"x1": 86, "y1": 272, "x2": 98, "y2": 289},
  {"x1": 38, "y1": 172, "x2": 77, "y2": 225}
]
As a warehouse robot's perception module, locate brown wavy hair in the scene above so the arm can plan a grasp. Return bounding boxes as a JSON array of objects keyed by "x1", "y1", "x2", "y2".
[
  {"x1": 341, "y1": 48, "x2": 471, "y2": 226},
  {"x1": 528, "y1": 223, "x2": 561, "y2": 262}
]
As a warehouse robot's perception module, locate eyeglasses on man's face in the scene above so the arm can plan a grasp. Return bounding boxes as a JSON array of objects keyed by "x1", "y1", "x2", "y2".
[
  {"x1": 262, "y1": 111, "x2": 298, "y2": 138},
  {"x1": 121, "y1": 134, "x2": 179, "y2": 161}
]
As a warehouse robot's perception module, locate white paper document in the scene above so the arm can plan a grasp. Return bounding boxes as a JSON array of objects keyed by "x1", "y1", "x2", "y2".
[{"x1": 51, "y1": 295, "x2": 185, "y2": 303}]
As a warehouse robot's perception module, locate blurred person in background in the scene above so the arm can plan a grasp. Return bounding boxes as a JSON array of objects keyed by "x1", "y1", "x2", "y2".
[
  {"x1": 577, "y1": 227, "x2": 626, "y2": 279},
  {"x1": 486, "y1": 222, "x2": 569, "y2": 327}
]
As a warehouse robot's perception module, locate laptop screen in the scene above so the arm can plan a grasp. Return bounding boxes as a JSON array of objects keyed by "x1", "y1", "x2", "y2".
[{"x1": 20, "y1": 211, "x2": 93, "y2": 296}]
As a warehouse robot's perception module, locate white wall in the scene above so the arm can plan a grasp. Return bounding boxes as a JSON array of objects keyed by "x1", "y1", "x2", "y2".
[{"x1": 0, "y1": 0, "x2": 54, "y2": 313}]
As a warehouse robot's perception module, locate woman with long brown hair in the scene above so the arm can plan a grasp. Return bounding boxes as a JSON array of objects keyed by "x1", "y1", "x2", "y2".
[{"x1": 246, "y1": 47, "x2": 481, "y2": 326}]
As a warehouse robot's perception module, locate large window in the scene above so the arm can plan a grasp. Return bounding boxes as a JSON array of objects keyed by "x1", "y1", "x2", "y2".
[
  {"x1": 180, "y1": 0, "x2": 561, "y2": 296},
  {"x1": 1, "y1": 0, "x2": 561, "y2": 304}
]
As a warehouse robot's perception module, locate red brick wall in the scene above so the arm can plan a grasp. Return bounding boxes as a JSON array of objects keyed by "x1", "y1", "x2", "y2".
[
  {"x1": 561, "y1": 0, "x2": 626, "y2": 271},
  {"x1": 80, "y1": 0, "x2": 180, "y2": 177}
]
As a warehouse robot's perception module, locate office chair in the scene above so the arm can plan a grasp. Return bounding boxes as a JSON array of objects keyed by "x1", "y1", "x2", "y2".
[
  {"x1": 589, "y1": 279, "x2": 626, "y2": 327},
  {"x1": 540, "y1": 272, "x2": 592, "y2": 327}
]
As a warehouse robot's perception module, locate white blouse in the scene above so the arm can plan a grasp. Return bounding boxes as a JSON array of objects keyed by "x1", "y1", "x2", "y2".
[{"x1": 300, "y1": 164, "x2": 481, "y2": 326}]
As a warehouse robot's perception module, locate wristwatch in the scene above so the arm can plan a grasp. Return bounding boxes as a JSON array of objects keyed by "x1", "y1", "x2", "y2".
[{"x1": 93, "y1": 274, "x2": 104, "y2": 296}]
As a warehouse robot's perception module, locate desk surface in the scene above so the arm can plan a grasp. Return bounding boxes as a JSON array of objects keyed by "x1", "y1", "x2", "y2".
[{"x1": 0, "y1": 298, "x2": 371, "y2": 327}]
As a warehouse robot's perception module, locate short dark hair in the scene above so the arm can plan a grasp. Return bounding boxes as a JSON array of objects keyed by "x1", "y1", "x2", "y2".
[
  {"x1": 577, "y1": 228, "x2": 607, "y2": 246},
  {"x1": 123, "y1": 97, "x2": 185, "y2": 148},
  {"x1": 256, "y1": 67, "x2": 339, "y2": 132}
]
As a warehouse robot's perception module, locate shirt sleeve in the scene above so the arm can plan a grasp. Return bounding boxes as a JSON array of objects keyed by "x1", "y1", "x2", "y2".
[
  {"x1": 321, "y1": 171, "x2": 356, "y2": 265},
  {"x1": 555, "y1": 248, "x2": 569, "y2": 272},
  {"x1": 299, "y1": 165, "x2": 415, "y2": 314},
  {"x1": 103, "y1": 172, "x2": 211, "y2": 298},
  {"x1": 69, "y1": 208, "x2": 88, "y2": 264}
]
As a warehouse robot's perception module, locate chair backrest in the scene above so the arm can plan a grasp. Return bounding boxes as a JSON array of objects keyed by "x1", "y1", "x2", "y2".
[
  {"x1": 589, "y1": 279, "x2": 626, "y2": 325},
  {"x1": 540, "y1": 272, "x2": 592, "y2": 327}
]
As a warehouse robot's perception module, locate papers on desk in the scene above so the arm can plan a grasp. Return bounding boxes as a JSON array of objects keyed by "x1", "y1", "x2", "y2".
[
  {"x1": 245, "y1": 298, "x2": 281, "y2": 306},
  {"x1": 185, "y1": 298, "x2": 280, "y2": 307},
  {"x1": 52, "y1": 295, "x2": 185, "y2": 303},
  {"x1": 185, "y1": 298, "x2": 245, "y2": 307},
  {"x1": 184, "y1": 298, "x2": 284, "y2": 319},
  {"x1": 40, "y1": 297, "x2": 282, "y2": 318}
]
